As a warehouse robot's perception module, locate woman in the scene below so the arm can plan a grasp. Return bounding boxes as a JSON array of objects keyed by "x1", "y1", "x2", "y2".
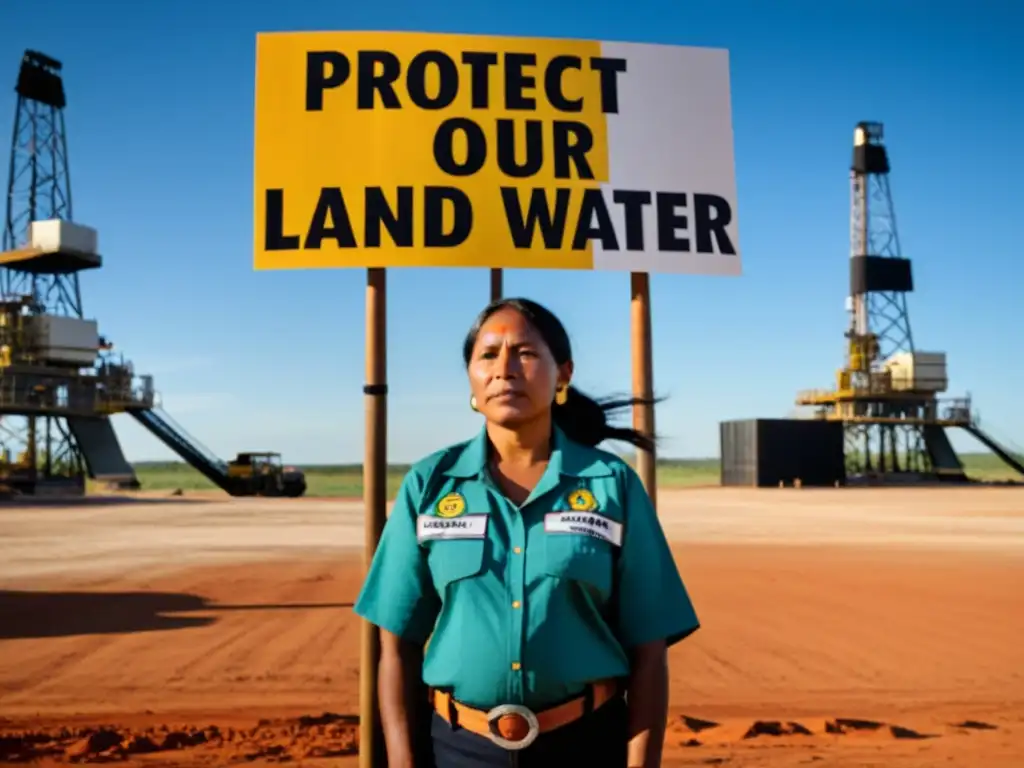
[{"x1": 354, "y1": 298, "x2": 700, "y2": 768}]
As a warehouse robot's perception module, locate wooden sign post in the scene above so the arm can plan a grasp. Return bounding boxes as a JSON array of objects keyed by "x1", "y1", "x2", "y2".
[
  {"x1": 630, "y1": 272, "x2": 657, "y2": 507},
  {"x1": 490, "y1": 268, "x2": 503, "y2": 302},
  {"x1": 252, "y1": 30, "x2": 739, "y2": 768},
  {"x1": 360, "y1": 267, "x2": 388, "y2": 768}
]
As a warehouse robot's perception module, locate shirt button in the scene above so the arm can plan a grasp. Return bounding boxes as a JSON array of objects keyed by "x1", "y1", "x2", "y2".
[
  {"x1": 511, "y1": 662, "x2": 521, "y2": 671},
  {"x1": 512, "y1": 600, "x2": 521, "y2": 609},
  {"x1": 513, "y1": 547, "x2": 522, "y2": 554}
]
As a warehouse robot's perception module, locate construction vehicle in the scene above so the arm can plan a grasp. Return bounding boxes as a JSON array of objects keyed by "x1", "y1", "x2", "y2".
[
  {"x1": 125, "y1": 408, "x2": 308, "y2": 497},
  {"x1": 226, "y1": 452, "x2": 307, "y2": 498}
]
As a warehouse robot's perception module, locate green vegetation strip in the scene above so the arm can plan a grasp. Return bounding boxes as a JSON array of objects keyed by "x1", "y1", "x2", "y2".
[{"x1": 121, "y1": 454, "x2": 1021, "y2": 499}]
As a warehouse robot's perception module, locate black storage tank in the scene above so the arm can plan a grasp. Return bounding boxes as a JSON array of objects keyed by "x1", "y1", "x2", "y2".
[{"x1": 719, "y1": 418, "x2": 845, "y2": 487}]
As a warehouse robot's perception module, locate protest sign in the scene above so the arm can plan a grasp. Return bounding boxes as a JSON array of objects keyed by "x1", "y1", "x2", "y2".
[{"x1": 254, "y1": 31, "x2": 740, "y2": 274}]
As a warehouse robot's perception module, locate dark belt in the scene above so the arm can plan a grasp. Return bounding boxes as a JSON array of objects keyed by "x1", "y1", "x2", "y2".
[{"x1": 430, "y1": 679, "x2": 620, "y2": 751}]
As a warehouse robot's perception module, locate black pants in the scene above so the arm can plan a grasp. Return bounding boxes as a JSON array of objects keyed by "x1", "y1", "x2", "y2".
[{"x1": 430, "y1": 694, "x2": 628, "y2": 768}]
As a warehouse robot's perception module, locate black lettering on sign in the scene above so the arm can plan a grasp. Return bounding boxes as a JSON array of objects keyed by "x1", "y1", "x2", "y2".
[
  {"x1": 612, "y1": 190, "x2": 652, "y2": 250},
  {"x1": 424, "y1": 187, "x2": 473, "y2": 247},
  {"x1": 504, "y1": 53, "x2": 537, "y2": 110},
  {"x1": 545, "y1": 55, "x2": 583, "y2": 112},
  {"x1": 305, "y1": 188, "x2": 357, "y2": 249},
  {"x1": 461, "y1": 52, "x2": 498, "y2": 108},
  {"x1": 305, "y1": 52, "x2": 350, "y2": 111},
  {"x1": 693, "y1": 193, "x2": 736, "y2": 255},
  {"x1": 496, "y1": 119, "x2": 544, "y2": 178},
  {"x1": 501, "y1": 188, "x2": 572, "y2": 248},
  {"x1": 365, "y1": 187, "x2": 414, "y2": 247},
  {"x1": 357, "y1": 51, "x2": 401, "y2": 109},
  {"x1": 265, "y1": 187, "x2": 474, "y2": 250},
  {"x1": 443, "y1": 120, "x2": 596, "y2": 181},
  {"x1": 495, "y1": 187, "x2": 732, "y2": 253},
  {"x1": 302, "y1": 49, "x2": 629, "y2": 113},
  {"x1": 433, "y1": 118, "x2": 487, "y2": 176},
  {"x1": 572, "y1": 188, "x2": 618, "y2": 250},
  {"x1": 589, "y1": 57, "x2": 627, "y2": 113},
  {"x1": 263, "y1": 182, "x2": 732, "y2": 257},
  {"x1": 656, "y1": 192, "x2": 689, "y2": 251},
  {"x1": 406, "y1": 51, "x2": 459, "y2": 110},
  {"x1": 264, "y1": 189, "x2": 300, "y2": 250},
  {"x1": 552, "y1": 121, "x2": 594, "y2": 179}
]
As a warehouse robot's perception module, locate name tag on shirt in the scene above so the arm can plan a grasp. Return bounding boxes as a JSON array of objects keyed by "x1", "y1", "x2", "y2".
[
  {"x1": 544, "y1": 511, "x2": 623, "y2": 547},
  {"x1": 417, "y1": 514, "x2": 489, "y2": 541}
]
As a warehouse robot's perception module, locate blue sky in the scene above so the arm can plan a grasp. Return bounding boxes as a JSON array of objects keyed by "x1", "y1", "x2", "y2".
[{"x1": 2, "y1": 0, "x2": 1021, "y2": 464}]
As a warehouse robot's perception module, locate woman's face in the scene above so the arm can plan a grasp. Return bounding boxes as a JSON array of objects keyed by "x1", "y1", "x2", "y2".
[{"x1": 467, "y1": 307, "x2": 571, "y2": 427}]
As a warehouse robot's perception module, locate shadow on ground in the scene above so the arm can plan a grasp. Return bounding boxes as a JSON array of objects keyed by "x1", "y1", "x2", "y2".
[{"x1": 0, "y1": 591, "x2": 353, "y2": 639}]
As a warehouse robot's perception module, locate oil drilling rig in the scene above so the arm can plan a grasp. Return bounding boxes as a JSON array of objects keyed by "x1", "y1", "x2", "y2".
[
  {"x1": 0, "y1": 50, "x2": 306, "y2": 498},
  {"x1": 720, "y1": 121, "x2": 1024, "y2": 487}
]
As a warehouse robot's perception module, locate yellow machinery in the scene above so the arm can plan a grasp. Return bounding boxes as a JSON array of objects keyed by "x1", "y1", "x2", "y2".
[
  {"x1": 225, "y1": 452, "x2": 307, "y2": 498},
  {"x1": 796, "y1": 330, "x2": 968, "y2": 427}
]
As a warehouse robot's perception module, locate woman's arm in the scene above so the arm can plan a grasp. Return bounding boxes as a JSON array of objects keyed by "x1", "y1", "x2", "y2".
[
  {"x1": 378, "y1": 629, "x2": 429, "y2": 768},
  {"x1": 626, "y1": 639, "x2": 669, "y2": 768}
]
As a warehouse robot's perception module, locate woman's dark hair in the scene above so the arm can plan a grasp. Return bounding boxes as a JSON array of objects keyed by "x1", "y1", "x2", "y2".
[{"x1": 462, "y1": 297, "x2": 662, "y2": 452}]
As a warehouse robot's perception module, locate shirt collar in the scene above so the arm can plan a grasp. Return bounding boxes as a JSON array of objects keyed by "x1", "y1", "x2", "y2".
[{"x1": 444, "y1": 424, "x2": 615, "y2": 480}]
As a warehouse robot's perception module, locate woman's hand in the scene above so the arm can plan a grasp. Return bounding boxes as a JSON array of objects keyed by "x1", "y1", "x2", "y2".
[{"x1": 626, "y1": 639, "x2": 669, "y2": 768}]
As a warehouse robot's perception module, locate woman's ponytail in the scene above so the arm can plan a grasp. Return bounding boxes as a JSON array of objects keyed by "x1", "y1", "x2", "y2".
[{"x1": 553, "y1": 386, "x2": 660, "y2": 452}]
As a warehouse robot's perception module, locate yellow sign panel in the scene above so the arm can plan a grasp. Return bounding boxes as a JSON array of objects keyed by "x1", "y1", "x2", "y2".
[{"x1": 253, "y1": 31, "x2": 740, "y2": 274}]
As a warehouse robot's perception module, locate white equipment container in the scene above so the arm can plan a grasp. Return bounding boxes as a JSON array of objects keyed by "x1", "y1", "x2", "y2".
[
  {"x1": 31, "y1": 314, "x2": 100, "y2": 366},
  {"x1": 28, "y1": 220, "x2": 99, "y2": 256},
  {"x1": 885, "y1": 351, "x2": 949, "y2": 393}
]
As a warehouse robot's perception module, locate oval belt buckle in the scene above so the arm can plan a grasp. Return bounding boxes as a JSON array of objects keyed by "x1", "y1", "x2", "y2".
[{"x1": 485, "y1": 703, "x2": 540, "y2": 751}]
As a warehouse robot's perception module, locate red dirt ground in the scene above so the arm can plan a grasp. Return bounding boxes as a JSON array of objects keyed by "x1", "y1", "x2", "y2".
[{"x1": 1, "y1": 488, "x2": 1022, "y2": 766}]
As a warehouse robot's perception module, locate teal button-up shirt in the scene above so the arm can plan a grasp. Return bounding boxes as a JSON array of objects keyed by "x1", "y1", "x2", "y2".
[{"x1": 353, "y1": 425, "x2": 699, "y2": 711}]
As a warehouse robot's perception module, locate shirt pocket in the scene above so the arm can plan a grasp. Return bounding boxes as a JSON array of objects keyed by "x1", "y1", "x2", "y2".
[
  {"x1": 426, "y1": 538, "x2": 487, "y2": 594},
  {"x1": 542, "y1": 532, "x2": 614, "y2": 598}
]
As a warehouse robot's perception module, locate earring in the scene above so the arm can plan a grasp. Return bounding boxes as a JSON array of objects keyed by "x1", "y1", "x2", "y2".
[
  {"x1": 469, "y1": 395, "x2": 479, "y2": 411},
  {"x1": 554, "y1": 385, "x2": 568, "y2": 406}
]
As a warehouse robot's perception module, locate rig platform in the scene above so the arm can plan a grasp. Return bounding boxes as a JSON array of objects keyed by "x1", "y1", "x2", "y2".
[{"x1": 720, "y1": 121, "x2": 1023, "y2": 487}]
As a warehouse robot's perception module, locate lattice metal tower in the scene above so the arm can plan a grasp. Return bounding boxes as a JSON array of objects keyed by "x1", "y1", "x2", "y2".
[
  {"x1": 842, "y1": 122, "x2": 927, "y2": 475},
  {"x1": 795, "y1": 121, "x2": 973, "y2": 482},
  {"x1": 1, "y1": 50, "x2": 86, "y2": 486},
  {"x1": 3, "y1": 51, "x2": 81, "y2": 313},
  {"x1": 848, "y1": 122, "x2": 915, "y2": 367}
]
